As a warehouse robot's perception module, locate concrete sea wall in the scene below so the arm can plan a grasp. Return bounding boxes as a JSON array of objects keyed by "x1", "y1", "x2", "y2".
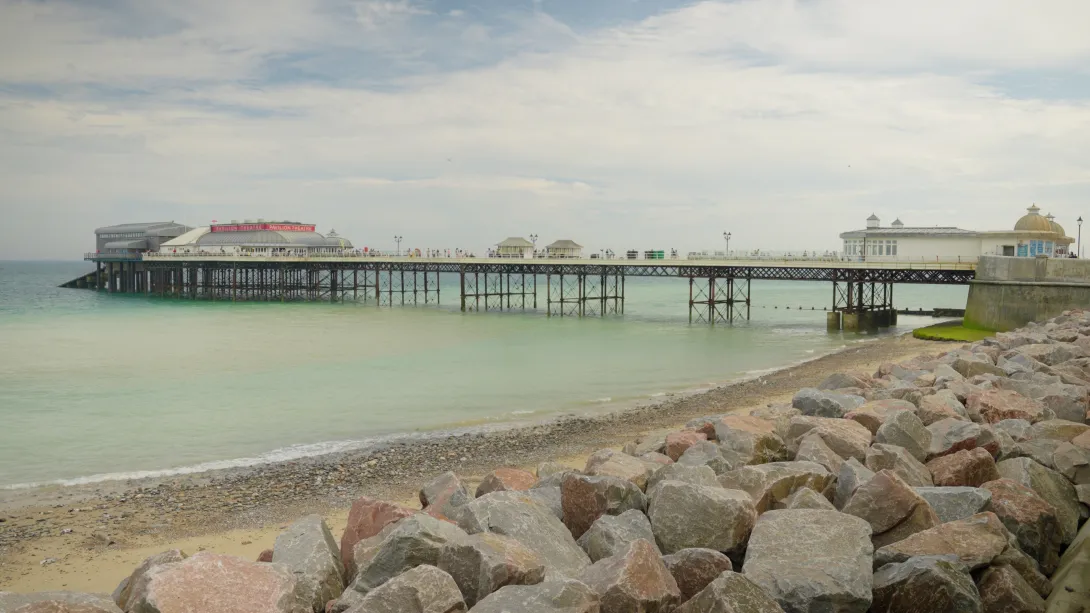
[{"x1": 965, "y1": 256, "x2": 1090, "y2": 331}]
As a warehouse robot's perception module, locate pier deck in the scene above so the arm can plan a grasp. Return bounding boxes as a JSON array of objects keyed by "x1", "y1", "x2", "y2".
[{"x1": 80, "y1": 254, "x2": 976, "y2": 330}]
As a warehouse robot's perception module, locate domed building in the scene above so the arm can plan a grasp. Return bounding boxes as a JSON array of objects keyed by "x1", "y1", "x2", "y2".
[
  {"x1": 158, "y1": 221, "x2": 355, "y2": 256},
  {"x1": 840, "y1": 205, "x2": 1075, "y2": 262}
]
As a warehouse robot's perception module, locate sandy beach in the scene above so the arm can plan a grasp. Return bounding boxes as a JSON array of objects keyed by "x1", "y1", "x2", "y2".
[{"x1": 0, "y1": 333, "x2": 940, "y2": 593}]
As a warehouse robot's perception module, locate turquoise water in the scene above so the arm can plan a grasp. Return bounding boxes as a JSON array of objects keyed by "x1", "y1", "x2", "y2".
[{"x1": 0, "y1": 261, "x2": 969, "y2": 488}]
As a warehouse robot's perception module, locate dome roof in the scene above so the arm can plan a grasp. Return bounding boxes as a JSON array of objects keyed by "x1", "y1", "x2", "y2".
[
  {"x1": 1014, "y1": 205, "x2": 1053, "y2": 232},
  {"x1": 1046, "y1": 214, "x2": 1066, "y2": 236}
]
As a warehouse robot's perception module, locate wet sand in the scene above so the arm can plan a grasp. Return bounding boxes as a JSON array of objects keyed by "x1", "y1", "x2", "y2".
[{"x1": 0, "y1": 333, "x2": 940, "y2": 592}]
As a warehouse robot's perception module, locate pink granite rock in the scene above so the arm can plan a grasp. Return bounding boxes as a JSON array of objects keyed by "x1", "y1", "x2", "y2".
[
  {"x1": 967, "y1": 390, "x2": 1049, "y2": 424},
  {"x1": 580, "y1": 539, "x2": 681, "y2": 613},
  {"x1": 926, "y1": 448, "x2": 1000, "y2": 487},
  {"x1": 663, "y1": 431, "x2": 708, "y2": 462},
  {"x1": 476, "y1": 468, "x2": 537, "y2": 497},
  {"x1": 340, "y1": 497, "x2": 415, "y2": 578}
]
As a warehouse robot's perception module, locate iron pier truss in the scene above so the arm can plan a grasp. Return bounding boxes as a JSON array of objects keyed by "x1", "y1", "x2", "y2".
[{"x1": 82, "y1": 257, "x2": 975, "y2": 330}]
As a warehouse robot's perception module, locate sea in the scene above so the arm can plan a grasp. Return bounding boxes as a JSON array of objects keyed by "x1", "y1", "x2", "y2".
[{"x1": 0, "y1": 260, "x2": 969, "y2": 489}]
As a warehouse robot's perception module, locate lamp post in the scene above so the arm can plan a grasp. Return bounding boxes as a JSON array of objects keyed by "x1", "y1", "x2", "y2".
[
  {"x1": 530, "y1": 233, "x2": 538, "y2": 257},
  {"x1": 394, "y1": 235, "x2": 402, "y2": 257},
  {"x1": 1078, "y1": 217, "x2": 1083, "y2": 258},
  {"x1": 723, "y1": 232, "x2": 731, "y2": 257}
]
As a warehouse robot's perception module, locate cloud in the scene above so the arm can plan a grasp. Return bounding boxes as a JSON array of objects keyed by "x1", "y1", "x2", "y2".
[{"x1": 0, "y1": 0, "x2": 1089, "y2": 259}]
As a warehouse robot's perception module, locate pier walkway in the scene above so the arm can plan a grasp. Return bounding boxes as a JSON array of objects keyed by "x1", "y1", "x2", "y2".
[{"x1": 80, "y1": 254, "x2": 976, "y2": 330}]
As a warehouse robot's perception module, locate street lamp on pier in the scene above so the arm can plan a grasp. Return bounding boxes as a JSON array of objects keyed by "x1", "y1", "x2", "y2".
[
  {"x1": 723, "y1": 232, "x2": 731, "y2": 257},
  {"x1": 394, "y1": 235, "x2": 403, "y2": 256},
  {"x1": 1078, "y1": 217, "x2": 1083, "y2": 258},
  {"x1": 530, "y1": 233, "x2": 538, "y2": 256}
]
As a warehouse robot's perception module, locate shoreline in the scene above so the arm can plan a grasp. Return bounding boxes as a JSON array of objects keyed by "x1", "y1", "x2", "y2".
[{"x1": 0, "y1": 332, "x2": 939, "y2": 592}]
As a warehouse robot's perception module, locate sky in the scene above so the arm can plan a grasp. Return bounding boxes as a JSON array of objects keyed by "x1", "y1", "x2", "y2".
[{"x1": 2, "y1": 0, "x2": 1090, "y2": 259}]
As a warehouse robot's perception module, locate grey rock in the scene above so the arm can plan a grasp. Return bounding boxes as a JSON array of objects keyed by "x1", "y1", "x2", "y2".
[
  {"x1": 993, "y1": 419, "x2": 1034, "y2": 442},
  {"x1": 954, "y1": 358, "x2": 1008, "y2": 379},
  {"x1": 351, "y1": 513, "x2": 469, "y2": 594},
  {"x1": 1014, "y1": 343, "x2": 1086, "y2": 366},
  {"x1": 0, "y1": 592, "x2": 122, "y2": 612},
  {"x1": 536, "y1": 462, "x2": 572, "y2": 478},
  {"x1": 273, "y1": 514, "x2": 344, "y2": 613},
  {"x1": 647, "y1": 480, "x2": 756, "y2": 555},
  {"x1": 996, "y1": 457, "x2": 1081, "y2": 544},
  {"x1": 661, "y1": 548, "x2": 733, "y2": 602},
  {"x1": 437, "y1": 532, "x2": 546, "y2": 607},
  {"x1": 913, "y1": 487, "x2": 993, "y2": 523},
  {"x1": 346, "y1": 565, "x2": 466, "y2": 613},
  {"x1": 421, "y1": 472, "x2": 473, "y2": 518},
  {"x1": 871, "y1": 556, "x2": 982, "y2": 613},
  {"x1": 523, "y1": 486, "x2": 564, "y2": 521},
  {"x1": 1054, "y1": 442, "x2": 1090, "y2": 484},
  {"x1": 454, "y1": 492, "x2": 589, "y2": 580},
  {"x1": 865, "y1": 443, "x2": 934, "y2": 487},
  {"x1": 876, "y1": 409, "x2": 932, "y2": 463},
  {"x1": 673, "y1": 571, "x2": 785, "y2": 613},
  {"x1": 818, "y1": 372, "x2": 871, "y2": 391},
  {"x1": 834, "y1": 458, "x2": 875, "y2": 510},
  {"x1": 775, "y1": 487, "x2": 835, "y2": 511},
  {"x1": 784, "y1": 416, "x2": 873, "y2": 462},
  {"x1": 112, "y1": 549, "x2": 186, "y2": 611},
  {"x1": 646, "y1": 463, "x2": 719, "y2": 492},
  {"x1": 742, "y1": 510, "x2": 873, "y2": 613},
  {"x1": 576, "y1": 509, "x2": 657, "y2": 563},
  {"x1": 677, "y1": 441, "x2": 745, "y2": 475},
  {"x1": 794, "y1": 434, "x2": 844, "y2": 475},
  {"x1": 792, "y1": 388, "x2": 865, "y2": 418},
  {"x1": 717, "y1": 461, "x2": 834, "y2": 513},
  {"x1": 469, "y1": 579, "x2": 599, "y2": 613},
  {"x1": 872, "y1": 512, "x2": 1009, "y2": 571},
  {"x1": 926, "y1": 419, "x2": 998, "y2": 460},
  {"x1": 622, "y1": 433, "x2": 667, "y2": 457},
  {"x1": 326, "y1": 589, "x2": 367, "y2": 613},
  {"x1": 1013, "y1": 439, "x2": 1062, "y2": 470}
]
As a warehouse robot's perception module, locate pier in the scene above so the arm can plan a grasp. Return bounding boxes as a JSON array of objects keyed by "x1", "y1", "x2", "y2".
[{"x1": 77, "y1": 253, "x2": 975, "y2": 332}]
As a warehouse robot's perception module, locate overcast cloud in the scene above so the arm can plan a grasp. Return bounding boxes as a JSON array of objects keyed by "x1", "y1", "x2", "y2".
[{"x1": 1, "y1": 0, "x2": 1089, "y2": 259}]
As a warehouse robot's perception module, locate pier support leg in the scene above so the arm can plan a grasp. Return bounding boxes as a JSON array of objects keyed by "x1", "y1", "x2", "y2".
[
  {"x1": 460, "y1": 269, "x2": 466, "y2": 312},
  {"x1": 842, "y1": 312, "x2": 860, "y2": 332},
  {"x1": 827, "y1": 311, "x2": 843, "y2": 332}
]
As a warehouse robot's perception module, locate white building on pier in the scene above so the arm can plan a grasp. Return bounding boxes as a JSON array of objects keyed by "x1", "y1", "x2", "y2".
[
  {"x1": 546, "y1": 239, "x2": 583, "y2": 259},
  {"x1": 495, "y1": 237, "x2": 535, "y2": 258},
  {"x1": 840, "y1": 206, "x2": 1075, "y2": 262}
]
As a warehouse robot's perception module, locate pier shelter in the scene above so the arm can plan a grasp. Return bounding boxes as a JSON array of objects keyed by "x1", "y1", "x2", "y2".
[
  {"x1": 495, "y1": 237, "x2": 535, "y2": 259},
  {"x1": 546, "y1": 240, "x2": 583, "y2": 259}
]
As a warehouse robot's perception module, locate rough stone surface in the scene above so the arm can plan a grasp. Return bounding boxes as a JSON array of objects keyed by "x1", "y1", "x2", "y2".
[
  {"x1": 742, "y1": 510, "x2": 873, "y2": 613},
  {"x1": 661, "y1": 548, "x2": 733, "y2": 602},
  {"x1": 576, "y1": 509, "x2": 657, "y2": 563},
  {"x1": 976, "y1": 565, "x2": 1045, "y2": 613},
  {"x1": 436, "y1": 532, "x2": 546, "y2": 607},
  {"x1": 676, "y1": 441, "x2": 744, "y2": 475},
  {"x1": 1012, "y1": 439, "x2": 1063, "y2": 469},
  {"x1": 876, "y1": 409, "x2": 932, "y2": 463},
  {"x1": 992, "y1": 543, "x2": 1052, "y2": 599},
  {"x1": 274, "y1": 514, "x2": 345, "y2": 613},
  {"x1": 112, "y1": 549, "x2": 186, "y2": 611},
  {"x1": 1015, "y1": 342, "x2": 1085, "y2": 367},
  {"x1": 560, "y1": 473, "x2": 647, "y2": 539},
  {"x1": 843, "y1": 470, "x2": 940, "y2": 549},
  {"x1": 0, "y1": 592, "x2": 123, "y2": 613},
  {"x1": 468, "y1": 579, "x2": 599, "y2": 613},
  {"x1": 872, "y1": 512, "x2": 1008, "y2": 571},
  {"x1": 913, "y1": 487, "x2": 993, "y2": 523},
  {"x1": 834, "y1": 458, "x2": 876, "y2": 510},
  {"x1": 1029, "y1": 419, "x2": 1090, "y2": 442},
  {"x1": 127, "y1": 552, "x2": 308, "y2": 613},
  {"x1": 865, "y1": 443, "x2": 934, "y2": 487},
  {"x1": 918, "y1": 390, "x2": 970, "y2": 426},
  {"x1": 351, "y1": 513, "x2": 469, "y2": 594},
  {"x1": 714, "y1": 416, "x2": 789, "y2": 465},
  {"x1": 523, "y1": 486, "x2": 563, "y2": 522},
  {"x1": 673, "y1": 571, "x2": 786, "y2": 613},
  {"x1": 646, "y1": 463, "x2": 718, "y2": 492},
  {"x1": 344, "y1": 565, "x2": 467, "y2": 613},
  {"x1": 785, "y1": 416, "x2": 872, "y2": 462},
  {"x1": 792, "y1": 388, "x2": 865, "y2": 418},
  {"x1": 981, "y1": 479, "x2": 1061, "y2": 574},
  {"x1": 663, "y1": 431, "x2": 708, "y2": 462},
  {"x1": 536, "y1": 462, "x2": 572, "y2": 479},
  {"x1": 421, "y1": 472, "x2": 472, "y2": 519},
  {"x1": 871, "y1": 556, "x2": 982, "y2": 613},
  {"x1": 580, "y1": 539, "x2": 680, "y2": 613},
  {"x1": 927, "y1": 419, "x2": 999, "y2": 460},
  {"x1": 340, "y1": 498, "x2": 415, "y2": 578},
  {"x1": 794, "y1": 434, "x2": 844, "y2": 475},
  {"x1": 926, "y1": 448, "x2": 1000, "y2": 487},
  {"x1": 993, "y1": 419, "x2": 1035, "y2": 442},
  {"x1": 996, "y1": 457, "x2": 1080, "y2": 544},
  {"x1": 476, "y1": 468, "x2": 537, "y2": 497},
  {"x1": 967, "y1": 390, "x2": 1050, "y2": 424},
  {"x1": 452, "y1": 492, "x2": 590, "y2": 580},
  {"x1": 818, "y1": 372, "x2": 872, "y2": 391},
  {"x1": 1053, "y1": 442, "x2": 1090, "y2": 484},
  {"x1": 647, "y1": 480, "x2": 756, "y2": 555},
  {"x1": 1073, "y1": 429, "x2": 1090, "y2": 450},
  {"x1": 717, "y1": 461, "x2": 834, "y2": 513},
  {"x1": 584, "y1": 449, "x2": 653, "y2": 491},
  {"x1": 775, "y1": 487, "x2": 835, "y2": 511}
]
